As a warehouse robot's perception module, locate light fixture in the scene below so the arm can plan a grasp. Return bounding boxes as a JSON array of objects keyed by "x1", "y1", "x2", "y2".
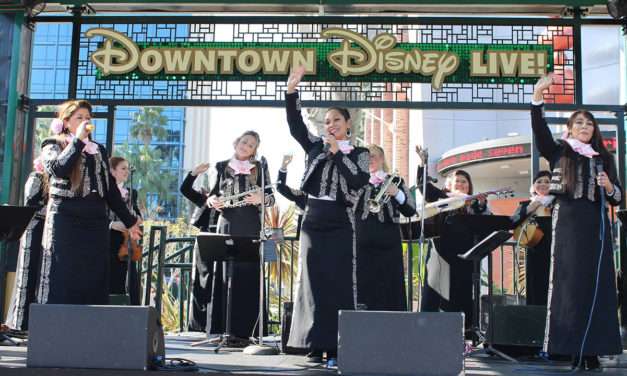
[
  {"x1": 608, "y1": 0, "x2": 627, "y2": 19},
  {"x1": 507, "y1": 132, "x2": 519, "y2": 137},
  {"x1": 500, "y1": 164, "x2": 511, "y2": 169},
  {"x1": 519, "y1": 170, "x2": 529, "y2": 175}
]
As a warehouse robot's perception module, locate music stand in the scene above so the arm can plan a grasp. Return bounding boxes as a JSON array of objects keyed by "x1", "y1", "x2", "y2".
[
  {"x1": 459, "y1": 229, "x2": 515, "y2": 362},
  {"x1": 192, "y1": 232, "x2": 259, "y2": 353},
  {"x1": 618, "y1": 209, "x2": 627, "y2": 227},
  {"x1": 0, "y1": 205, "x2": 38, "y2": 347}
]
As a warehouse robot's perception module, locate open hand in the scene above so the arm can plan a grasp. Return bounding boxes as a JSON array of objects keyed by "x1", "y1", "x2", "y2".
[
  {"x1": 287, "y1": 66, "x2": 306, "y2": 94},
  {"x1": 191, "y1": 162, "x2": 210, "y2": 176}
]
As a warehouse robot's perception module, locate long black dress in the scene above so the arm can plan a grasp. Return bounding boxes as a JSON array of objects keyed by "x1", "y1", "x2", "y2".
[
  {"x1": 511, "y1": 200, "x2": 552, "y2": 306},
  {"x1": 179, "y1": 171, "x2": 220, "y2": 332},
  {"x1": 38, "y1": 137, "x2": 137, "y2": 305},
  {"x1": 109, "y1": 186, "x2": 142, "y2": 305},
  {"x1": 417, "y1": 166, "x2": 490, "y2": 331},
  {"x1": 5, "y1": 172, "x2": 47, "y2": 330},
  {"x1": 531, "y1": 103, "x2": 623, "y2": 356},
  {"x1": 205, "y1": 159, "x2": 274, "y2": 339},
  {"x1": 354, "y1": 176, "x2": 415, "y2": 311},
  {"x1": 285, "y1": 91, "x2": 370, "y2": 353}
]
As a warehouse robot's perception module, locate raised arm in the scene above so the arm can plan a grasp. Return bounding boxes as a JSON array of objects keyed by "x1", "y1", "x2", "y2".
[
  {"x1": 180, "y1": 163, "x2": 210, "y2": 208},
  {"x1": 285, "y1": 66, "x2": 317, "y2": 152},
  {"x1": 277, "y1": 169, "x2": 307, "y2": 210},
  {"x1": 531, "y1": 75, "x2": 560, "y2": 160},
  {"x1": 41, "y1": 138, "x2": 84, "y2": 178},
  {"x1": 416, "y1": 165, "x2": 448, "y2": 202},
  {"x1": 394, "y1": 178, "x2": 417, "y2": 218}
]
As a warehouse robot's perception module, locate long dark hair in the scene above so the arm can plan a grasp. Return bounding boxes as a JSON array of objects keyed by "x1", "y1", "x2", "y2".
[
  {"x1": 444, "y1": 169, "x2": 474, "y2": 195},
  {"x1": 559, "y1": 110, "x2": 614, "y2": 195},
  {"x1": 55, "y1": 99, "x2": 94, "y2": 191}
]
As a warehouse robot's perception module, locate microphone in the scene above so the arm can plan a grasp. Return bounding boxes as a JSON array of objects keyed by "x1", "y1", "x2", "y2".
[
  {"x1": 427, "y1": 176, "x2": 438, "y2": 183},
  {"x1": 129, "y1": 166, "x2": 136, "y2": 172},
  {"x1": 85, "y1": 123, "x2": 95, "y2": 132},
  {"x1": 595, "y1": 157, "x2": 605, "y2": 195},
  {"x1": 260, "y1": 156, "x2": 268, "y2": 168}
]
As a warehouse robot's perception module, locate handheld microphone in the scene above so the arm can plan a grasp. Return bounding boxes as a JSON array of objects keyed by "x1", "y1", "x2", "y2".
[
  {"x1": 85, "y1": 123, "x2": 95, "y2": 132},
  {"x1": 260, "y1": 156, "x2": 268, "y2": 167},
  {"x1": 427, "y1": 176, "x2": 438, "y2": 183}
]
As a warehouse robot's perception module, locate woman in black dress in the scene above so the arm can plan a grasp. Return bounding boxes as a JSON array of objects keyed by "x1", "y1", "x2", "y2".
[
  {"x1": 5, "y1": 158, "x2": 48, "y2": 330},
  {"x1": 416, "y1": 147, "x2": 490, "y2": 333},
  {"x1": 205, "y1": 130, "x2": 275, "y2": 342},
  {"x1": 533, "y1": 75, "x2": 623, "y2": 370},
  {"x1": 354, "y1": 144, "x2": 415, "y2": 311},
  {"x1": 285, "y1": 66, "x2": 370, "y2": 363},
  {"x1": 38, "y1": 100, "x2": 141, "y2": 305},
  {"x1": 108, "y1": 156, "x2": 142, "y2": 305},
  {"x1": 510, "y1": 171, "x2": 553, "y2": 306},
  {"x1": 179, "y1": 162, "x2": 220, "y2": 332}
]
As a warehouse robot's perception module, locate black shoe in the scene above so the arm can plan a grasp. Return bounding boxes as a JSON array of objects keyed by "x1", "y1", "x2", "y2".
[
  {"x1": 571, "y1": 355, "x2": 584, "y2": 370},
  {"x1": 306, "y1": 350, "x2": 323, "y2": 363},
  {"x1": 584, "y1": 356, "x2": 601, "y2": 371}
]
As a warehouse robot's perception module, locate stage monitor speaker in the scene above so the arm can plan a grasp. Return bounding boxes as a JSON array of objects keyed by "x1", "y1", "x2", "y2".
[
  {"x1": 486, "y1": 304, "x2": 546, "y2": 348},
  {"x1": 338, "y1": 311, "x2": 464, "y2": 376},
  {"x1": 27, "y1": 304, "x2": 165, "y2": 370}
]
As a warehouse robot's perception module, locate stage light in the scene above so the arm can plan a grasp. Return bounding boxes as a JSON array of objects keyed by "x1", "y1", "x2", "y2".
[{"x1": 608, "y1": 0, "x2": 627, "y2": 19}]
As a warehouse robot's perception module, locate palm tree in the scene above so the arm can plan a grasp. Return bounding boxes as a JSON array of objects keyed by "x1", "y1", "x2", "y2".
[{"x1": 129, "y1": 107, "x2": 169, "y2": 146}]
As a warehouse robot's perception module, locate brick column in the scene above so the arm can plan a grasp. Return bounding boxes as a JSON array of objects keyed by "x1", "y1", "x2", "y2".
[
  {"x1": 372, "y1": 108, "x2": 381, "y2": 146},
  {"x1": 394, "y1": 92, "x2": 410, "y2": 183},
  {"x1": 382, "y1": 91, "x2": 394, "y2": 171}
]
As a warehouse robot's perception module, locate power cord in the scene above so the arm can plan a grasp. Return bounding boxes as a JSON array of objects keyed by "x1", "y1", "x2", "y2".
[
  {"x1": 152, "y1": 357, "x2": 199, "y2": 372},
  {"x1": 196, "y1": 363, "x2": 330, "y2": 373}
]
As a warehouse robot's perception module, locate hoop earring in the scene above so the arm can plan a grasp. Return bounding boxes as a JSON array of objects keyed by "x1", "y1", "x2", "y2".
[{"x1": 346, "y1": 128, "x2": 352, "y2": 137}]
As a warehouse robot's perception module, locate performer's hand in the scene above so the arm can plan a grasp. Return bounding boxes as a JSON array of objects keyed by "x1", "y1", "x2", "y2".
[
  {"x1": 597, "y1": 171, "x2": 614, "y2": 192},
  {"x1": 75, "y1": 121, "x2": 91, "y2": 141},
  {"x1": 244, "y1": 191, "x2": 263, "y2": 205},
  {"x1": 476, "y1": 193, "x2": 487, "y2": 205},
  {"x1": 323, "y1": 134, "x2": 339, "y2": 154},
  {"x1": 129, "y1": 223, "x2": 142, "y2": 241},
  {"x1": 533, "y1": 73, "x2": 554, "y2": 102},
  {"x1": 207, "y1": 195, "x2": 225, "y2": 211},
  {"x1": 110, "y1": 221, "x2": 126, "y2": 232},
  {"x1": 385, "y1": 183, "x2": 399, "y2": 197},
  {"x1": 287, "y1": 65, "x2": 306, "y2": 94},
  {"x1": 191, "y1": 162, "x2": 210, "y2": 176},
  {"x1": 281, "y1": 154, "x2": 293, "y2": 169},
  {"x1": 415, "y1": 145, "x2": 428, "y2": 165}
]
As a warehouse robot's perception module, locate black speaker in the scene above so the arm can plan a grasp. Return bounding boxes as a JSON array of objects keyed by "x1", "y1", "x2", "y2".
[
  {"x1": 486, "y1": 304, "x2": 546, "y2": 348},
  {"x1": 338, "y1": 311, "x2": 464, "y2": 376},
  {"x1": 27, "y1": 304, "x2": 165, "y2": 370}
]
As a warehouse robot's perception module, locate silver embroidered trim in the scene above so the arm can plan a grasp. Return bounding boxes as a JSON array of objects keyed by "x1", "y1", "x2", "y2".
[
  {"x1": 300, "y1": 153, "x2": 326, "y2": 190},
  {"x1": 608, "y1": 184, "x2": 622, "y2": 203},
  {"x1": 587, "y1": 158, "x2": 596, "y2": 201},
  {"x1": 341, "y1": 155, "x2": 358, "y2": 175},
  {"x1": 345, "y1": 206, "x2": 358, "y2": 309},
  {"x1": 37, "y1": 200, "x2": 55, "y2": 304},
  {"x1": 573, "y1": 162, "x2": 584, "y2": 199},
  {"x1": 359, "y1": 186, "x2": 372, "y2": 221},
  {"x1": 357, "y1": 151, "x2": 370, "y2": 173},
  {"x1": 319, "y1": 159, "x2": 333, "y2": 196},
  {"x1": 339, "y1": 175, "x2": 349, "y2": 202},
  {"x1": 329, "y1": 168, "x2": 339, "y2": 200},
  {"x1": 543, "y1": 201, "x2": 559, "y2": 353}
]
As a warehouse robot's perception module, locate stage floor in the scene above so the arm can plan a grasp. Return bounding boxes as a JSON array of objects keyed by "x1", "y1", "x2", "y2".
[{"x1": 1, "y1": 332, "x2": 626, "y2": 375}]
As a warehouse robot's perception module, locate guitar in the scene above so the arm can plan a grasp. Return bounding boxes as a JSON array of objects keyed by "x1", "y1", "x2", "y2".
[{"x1": 416, "y1": 187, "x2": 514, "y2": 220}]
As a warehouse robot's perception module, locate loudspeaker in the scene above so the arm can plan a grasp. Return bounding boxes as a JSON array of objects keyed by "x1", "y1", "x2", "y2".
[
  {"x1": 27, "y1": 304, "x2": 165, "y2": 370},
  {"x1": 338, "y1": 311, "x2": 464, "y2": 376},
  {"x1": 486, "y1": 305, "x2": 546, "y2": 348}
]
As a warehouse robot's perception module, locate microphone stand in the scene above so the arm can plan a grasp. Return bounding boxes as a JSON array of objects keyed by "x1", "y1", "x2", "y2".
[
  {"x1": 417, "y1": 150, "x2": 429, "y2": 312},
  {"x1": 244, "y1": 156, "x2": 278, "y2": 355}
]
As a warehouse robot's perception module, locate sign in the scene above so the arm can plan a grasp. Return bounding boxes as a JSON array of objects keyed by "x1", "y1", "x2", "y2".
[
  {"x1": 87, "y1": 27, "x2": 551, "y2": 89},
  {"x1": 437, "y1": 144, "x2": 531, "y2": 173}
]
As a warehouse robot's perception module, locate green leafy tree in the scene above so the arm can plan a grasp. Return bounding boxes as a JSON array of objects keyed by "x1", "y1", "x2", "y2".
[{"x1": 129, "y1": 107, "x2": 169, "y2": 146}]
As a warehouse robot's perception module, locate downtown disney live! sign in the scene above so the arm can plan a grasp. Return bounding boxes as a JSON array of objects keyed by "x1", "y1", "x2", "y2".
[{"x1": 87, "y1": 27, "x2": 552, "y2": 90}]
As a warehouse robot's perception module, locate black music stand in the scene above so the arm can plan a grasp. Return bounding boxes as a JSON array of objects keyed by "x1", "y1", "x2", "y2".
[
  {"x1": 0, "y1": 205, "x2": 37, "y2": 347},
  {"x1": 459, "y1": 229, "x2": 515, "y2": 362},
  {"x1": 618, "y1": 209, "x2": 627, "y2": 228},
  {"x1": 193, "y1": 232, "x2": 259, "y2": 353}
]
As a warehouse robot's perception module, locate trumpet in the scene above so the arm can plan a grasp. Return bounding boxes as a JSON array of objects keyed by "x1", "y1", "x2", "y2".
[
  {"x1": 367, "y1": 172, "x2": 402, "y2": 213},
  {"x1": 219, "y1": 184, "x2": 276, "y2": 208}
]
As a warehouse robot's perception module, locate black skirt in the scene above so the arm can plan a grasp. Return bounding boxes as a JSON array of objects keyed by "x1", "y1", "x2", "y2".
[
  {"x1": 356, "y1": 216, "x2": 406, "y2": 311},
  {"x1": 525, "y1": 217, "x2": 551, "y2": 306},
  {"x1": 5, "y1": 215, "x2": 45, "y2": 330},
  {"x1": 206, "y1": 205, "x2": 262, "y2": 339},
  {"x1": 544, "y1": 198, "x2": 622, "y2": 356},
  {"x1": 288, "y1": 199, "x2": 356, "y2": 351},
  {"x1": 109, "y1": 230, "x2": 140, "y2": 305},
  {"x1": 188, "y1": 239, "x2": 215, "y2": 332},
  {"x1": 38, "y1": 197, "x2": 111, "y2": 305}
]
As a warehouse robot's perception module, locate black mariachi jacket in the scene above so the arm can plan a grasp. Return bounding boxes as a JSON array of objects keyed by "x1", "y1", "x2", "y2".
[
  {"x1": 354, "y1": 176, "x2": 416, "y2": 224},
  {"x1": 24, "y1": 171, "x2": 48, "y2": 219},
  {"x1": 531, "y1": 104, "x2": 623, "y2": 205},
  {"x1": 41, "y1": 137, "x2": 137, "y2": 228},
  {"x1": 179, "y1": 172, "x2": 217, "y2": 231},
  {"x1": 277, "y1": 169, "x2": 307, "y2": 211},
  {"x1": 208, "y1": 159, "x2": 275, "y2": 209},
  {"x1": 285, "y1": 91, "x2": 370, "y2": 206}
]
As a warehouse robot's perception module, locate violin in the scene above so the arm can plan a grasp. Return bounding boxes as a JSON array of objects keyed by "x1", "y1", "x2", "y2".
[
  {"x1": 118, "y1": 230, "x2": 142, "y2": 262},
  {"x1": 416, "y1": 187, "x2": 514, "y2": 220}
]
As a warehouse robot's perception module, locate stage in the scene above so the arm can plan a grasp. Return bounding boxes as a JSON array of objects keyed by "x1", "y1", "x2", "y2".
[{"x1": 1, "y1": 332, "x2": 626, "y2": 375}]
